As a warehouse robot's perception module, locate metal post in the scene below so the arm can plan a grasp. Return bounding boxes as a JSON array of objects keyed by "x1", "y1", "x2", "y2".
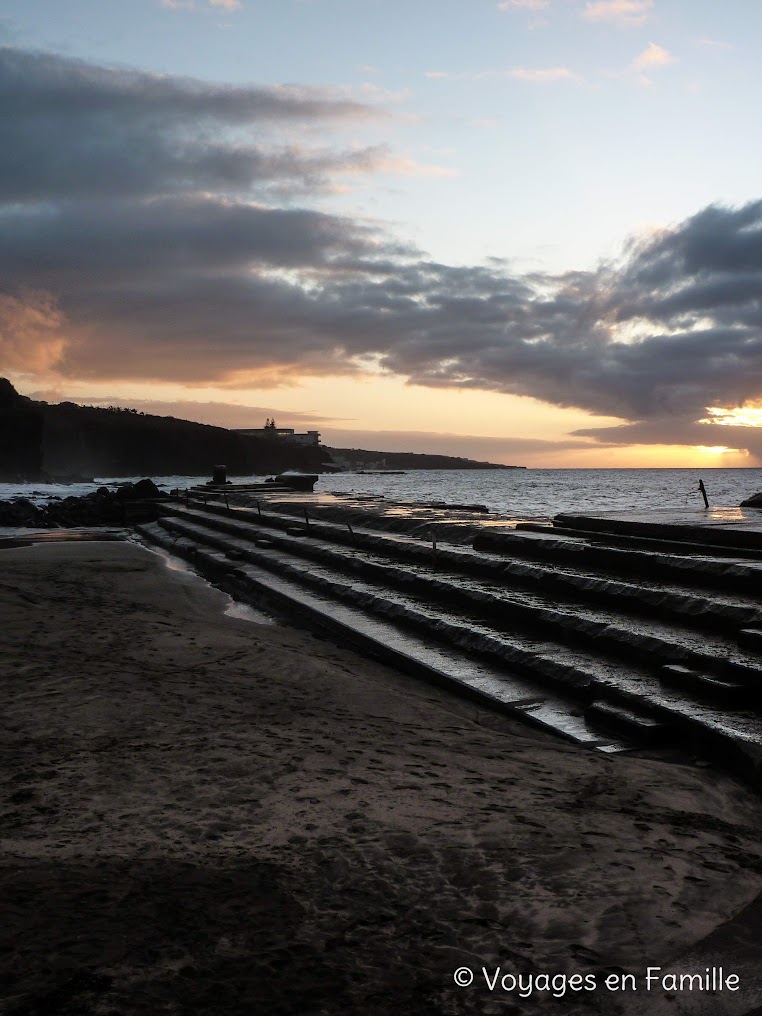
[
  {"x1": 304, "y1": 509, "x2": 310, "y2": 526},
  {"x1": 256, "y1": 500, "x2": 261, "y2": 516},
  {"x1": 698, "y1": 479, "x2": 709, "y2": 508},
  {"x1": 224, "y1": 493, "x2": 230, "y2": 512}
]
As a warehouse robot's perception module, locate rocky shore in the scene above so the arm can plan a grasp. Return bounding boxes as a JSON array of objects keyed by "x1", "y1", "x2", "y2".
[{"x1": 0, "y1": 478, "x2": 162, "y2": 528}]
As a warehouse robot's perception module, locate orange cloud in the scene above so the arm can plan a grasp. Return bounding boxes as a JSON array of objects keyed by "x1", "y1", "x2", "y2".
[{"x1": 0, "y1": 291, "x2": 67, "y2": 373}]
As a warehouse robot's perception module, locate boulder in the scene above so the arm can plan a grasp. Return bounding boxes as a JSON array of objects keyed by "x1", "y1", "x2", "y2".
[
  {"x1": 740, "y1": 491, "x2": 762, "y2": 507},
  {"x1": 0, "y1": 498, "x2": 49, "y2": 526},
  {"x1": 115, "y1": 478, "x2": 161, "y2": 500},
  {"x1": 131, "y1": 478, "x2": 161, "y2": 499}
]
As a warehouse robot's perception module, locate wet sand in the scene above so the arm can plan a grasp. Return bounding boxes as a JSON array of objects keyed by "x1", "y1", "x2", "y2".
[{"x1": 1, "y1": 540, "x2": 761, "y2": 1015}]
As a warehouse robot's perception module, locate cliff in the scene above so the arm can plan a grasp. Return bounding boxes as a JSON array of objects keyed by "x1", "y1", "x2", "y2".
[
  {"x1": 0, "y1": 381, "x2": 332, "y2": 481},
  {"x1": 0, "y1": 379, "x2": 44, "y2": 479}
]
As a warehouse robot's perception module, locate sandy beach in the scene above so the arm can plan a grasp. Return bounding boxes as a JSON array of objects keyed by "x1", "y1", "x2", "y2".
[{"x1": 1, "y1": 539, "x2": 761, "y2": 1015}]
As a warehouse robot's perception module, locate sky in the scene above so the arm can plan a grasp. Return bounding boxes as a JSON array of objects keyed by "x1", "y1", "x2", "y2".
[{"x1": 3, "y1": 0, "x2": 762, "y2": 466}]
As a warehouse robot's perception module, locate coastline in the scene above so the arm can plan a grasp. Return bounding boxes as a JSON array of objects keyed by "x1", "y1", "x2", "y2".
[{"x1": 2, "y1": 539, "x2": 762, "y2": 1014}]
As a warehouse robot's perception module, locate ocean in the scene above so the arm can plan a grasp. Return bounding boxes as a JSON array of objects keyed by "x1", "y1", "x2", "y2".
[{"x1": 3, "y1": 467, "x2": 761, "y2": 525}]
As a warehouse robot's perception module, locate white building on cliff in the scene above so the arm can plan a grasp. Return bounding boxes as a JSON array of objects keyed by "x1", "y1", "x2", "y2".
[{"x1": 235, "y1": 419, "x2": 321, "y2": 447}]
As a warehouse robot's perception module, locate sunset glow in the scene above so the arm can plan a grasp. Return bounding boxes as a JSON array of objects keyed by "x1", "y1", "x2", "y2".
[{"x1": 702, "y1": 407, "x2": 762, "y2": 428}]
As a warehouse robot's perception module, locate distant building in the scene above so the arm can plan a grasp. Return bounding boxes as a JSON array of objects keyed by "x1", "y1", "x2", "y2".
[{"x1": 235, "y1": 418, "x2": 321, "y2": 447}]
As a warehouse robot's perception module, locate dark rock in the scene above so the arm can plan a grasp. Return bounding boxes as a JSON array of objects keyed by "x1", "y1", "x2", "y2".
[
  {"x1": 116, "y1": 478, "x2": 161, "y2": 500},
  {"x1": 0, "y1": 487, "x2": 137, "y2": 527},
  {"x1": 0, "y1": 498, "x2": 50, "y2": 527},
  {"x1": 740, "y1": 491, "x2": 762, "y2": 507}
]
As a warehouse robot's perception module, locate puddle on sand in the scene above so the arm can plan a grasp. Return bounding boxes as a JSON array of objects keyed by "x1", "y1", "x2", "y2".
[
  {"x1": 224, "y1": 600, "x2": 277, "y2": 625},
  {"x1": 137, "y1": 539, "x2": 278, "y2": 627}
]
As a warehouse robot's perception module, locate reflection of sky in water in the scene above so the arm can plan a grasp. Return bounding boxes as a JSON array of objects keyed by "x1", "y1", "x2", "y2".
[
  {"x1": 705, "y1": 507, "x2": 747, "y2": 522},
  {"x1": 224, "y1": 601, "x2": 275, "y2": 625},
  {"x1": 139, "y1": 542, "x2": 277, "y2": 625}
]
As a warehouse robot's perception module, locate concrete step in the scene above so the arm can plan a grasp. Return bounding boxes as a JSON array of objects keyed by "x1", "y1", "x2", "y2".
[
  {"x1": 137, "y1": 519, "x2": 762, "y2": 782},
  {"x1": 240, "y1": 498, "x2": 762, "y2": 606},
  {"x1": 159, "y1": 505, "x2": 762, "y2": 690},
  {"x1": 584, "y1": 701, "x2": 670, "y2": 744},
  {"x1": 133, "y1": 522, "x2": 629, "y2": 751},
  {"x1": 474, "y1": 527, "x2": 762, "y2": 597},
  {"x1": 187, "y1": 493, "x2": 762, "y2": 595},
  {"x1": 165, "y1": 502, "x2": 762, "y2": 635},
  {"x1": 659, "y1": 664, "x2": 751, "y2": 706},
  {"x1": 554, "y1": 511, "x2": 762, "y2": 556},
  {"x1": 523, "y1": 521, "x2": 762, "y2": 560},
  {"x1": 156, "y1": 513, "x2": 628, "y2": 697},
  {"x1": 153, "y1": 515, "x2": 762, "y2": 717}
]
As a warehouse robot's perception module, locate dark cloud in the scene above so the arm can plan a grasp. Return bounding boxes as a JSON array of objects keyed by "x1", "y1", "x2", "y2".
[
  {"x1": 3, "y1": 46, "x2": 762, "y2": 452},
  {"x1": 1, "y1": 47, "x2": 372, "y2": 121},
  {"x1": 0, "y1": 197, "x2": 388, "y2": 286},
  {"x1": 0, "y1": 48, "x2": 382, "y2": 200}
]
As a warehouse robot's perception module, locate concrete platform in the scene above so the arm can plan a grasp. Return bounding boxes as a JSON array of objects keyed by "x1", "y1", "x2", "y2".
[{"x1": 554, "y1": 506, "x2": 762, "y2": 552}]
